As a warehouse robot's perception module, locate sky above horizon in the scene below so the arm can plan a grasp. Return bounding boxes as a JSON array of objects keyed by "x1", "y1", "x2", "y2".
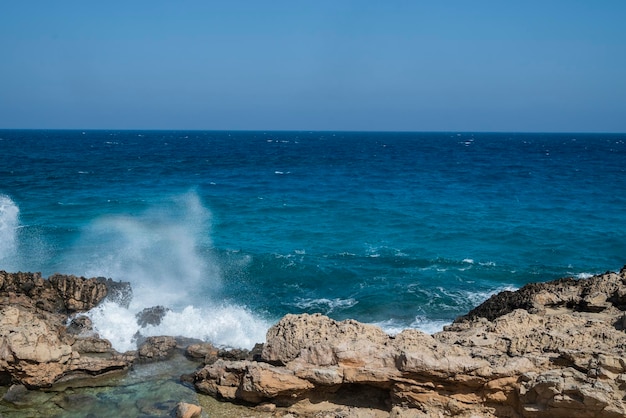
[{"x1": 1, "y1": 1, "x2": 625, "y2": 132}]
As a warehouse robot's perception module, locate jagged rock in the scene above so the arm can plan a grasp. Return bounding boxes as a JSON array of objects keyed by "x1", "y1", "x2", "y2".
[
  {"x1": 136, "y1": 305, "x2": 170, "y2": 327},
  {"x1": 66, "y1": 315, "x2": 95, "y2": 337},
  {"x1": 0, "y1": 271, "x2": 135, "y2": 388},
  {"x1": 98, "y1": 277, "x2": 133, "y2": 308},
  {"x1": 71, "y1": 337, "x2": 112, "y2": 353},
  {"x1": 185, "y1": 342, "x2": 264, "y2": 365},
  {"x1": 186, "y1": 342, "x2": 219, "y2": 361},
  {"x1": 48, "y1": 273, "x2": 108, "y2": 312},
  {"x1": 194, "y1": 266, "x2": 626, "y2": 418},
  {"x1": 138, "y1": 336, "x2": 177, "y2": 361},
  {"x1": 463, "y1": 270, "x2": 626, "y2": 321},
  {"x1": 0, "y1": 270, "x2": 129, "y2": 314},
  {"x1": 262, "y1": 313, "x2": 390, "y2": 366}
]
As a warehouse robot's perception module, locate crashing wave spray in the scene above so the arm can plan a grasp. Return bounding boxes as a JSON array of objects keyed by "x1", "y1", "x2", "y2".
[
  {"x1": 66, "y1": 191, "x2": 269, "y2": 352},
  {"x1": 0, "y1": 195, "x2": 19, "y2": 268},
  {"x1": 71, "y1": 192, "x2": 219, "y2": 307}
]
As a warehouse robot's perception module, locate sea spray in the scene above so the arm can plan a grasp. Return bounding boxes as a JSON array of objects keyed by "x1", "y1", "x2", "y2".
[
  {"x1": 66, "y1": 191, "x2": 269, "y2": 351},
  {"x1": 66, "y1": 191, "x2": 219, "y2": 306},
  {"x1": 86, "y1": 301, "x2": 269, "y2": 352},
  {"x1": 0, "y1": 195, "x2": 19, "y2": 268}
]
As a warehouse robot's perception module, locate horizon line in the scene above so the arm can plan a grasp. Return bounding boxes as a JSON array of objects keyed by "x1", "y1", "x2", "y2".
[{"x1": 1, "y1": 128, "x2": 625, "y2": 135}]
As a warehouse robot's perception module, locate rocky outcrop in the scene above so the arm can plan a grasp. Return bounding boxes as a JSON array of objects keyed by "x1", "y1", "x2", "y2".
[
  {"x1": 0, "y1": 271, "x2": 136, "y2": 388},
  {"x1": 138, "y1": 336, "x2": 178, "y2": 361},
  {"x1": 462, "y1": 266, "x2": 626, "y2": 321},
  {"x1": 193, "y1": 268, "x2": 626, "y2": 417},
  {"x1": 0, "y1": 271, "x2": 109, "y2": 314}
]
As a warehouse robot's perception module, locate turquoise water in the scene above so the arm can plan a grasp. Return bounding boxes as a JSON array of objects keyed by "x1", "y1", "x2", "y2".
[{"x1": 1, "y1": 130, "x2": 625, "y2": 350}]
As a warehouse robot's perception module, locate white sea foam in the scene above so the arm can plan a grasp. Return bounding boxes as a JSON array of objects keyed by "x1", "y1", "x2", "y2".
[
  {"x1": 64, "y1": 191, "x2": 269, "y2": 352},
  {"x1": 575, "y1": 272, "x2": 594, "y2": 279},
  {"x1": 291, "y1": 297, "x2": 358, "y2": 314},
  {"x1": 0, "y1": 195, "x2": 19, "y2": 265},
  {"x1": 374, "y1": 317, "x2": 450, "y2": 336},
  {"x1": 85, "y1": 301, "x2": 270, "y2": 352},
  {"x1": 410, "y1": 317, "x2": 451, "y2": 334}
]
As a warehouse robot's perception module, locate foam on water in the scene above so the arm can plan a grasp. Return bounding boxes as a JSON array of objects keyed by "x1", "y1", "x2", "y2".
[
  {"x1": 63, "y1": 191, "x2": 270, "y2": 351},
  {"x1": 289, "y1": 297, "x2": 358, "y2": 314},
  {"x1": 85, "y1": 302, "x2": 270, "y2": 352}
]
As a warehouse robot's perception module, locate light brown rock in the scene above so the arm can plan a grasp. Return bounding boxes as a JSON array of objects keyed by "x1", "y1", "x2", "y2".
[
  {"x1": 0, "y1": 272, "x2": 135, "y2": 388},
  {"x1": 176, "y1": 401, "x2": 202, "y2": 418},
  {"x1": 193, "y1": 266, "x2": 626, "y2": 418}
]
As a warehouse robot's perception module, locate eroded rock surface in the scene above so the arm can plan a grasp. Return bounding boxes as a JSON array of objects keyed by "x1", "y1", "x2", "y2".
[
  {"x1": 194, "y1": 267, "x2": 626, "y2": 417},
  {"x1": 0, "y1": 271, "x2": 135, "y2": 388}
]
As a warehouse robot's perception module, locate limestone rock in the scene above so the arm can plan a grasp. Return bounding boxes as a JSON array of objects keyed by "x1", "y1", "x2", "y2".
[
  {"x1": 0, "y1": 271, "x2": 135, "y2": 388},
  {"x1": 463, "y1": 270, "x2": 626, "y2": 321},
  {"x1": 186, "y1": 342, "x2": 219, "y2": 362},
  {"x1": 262, "y1": 313, "x2": 390, "y2": 366},
  {"x1": 175, "y1": 401, "x2": 202, "y2": 418},
  {"x1": 138, "y1": 336, "x2": 177, "y2": 361},
  {"x1": 49, "y1": 273, "x2": 108, "y2": 312},
  {"x1": 66, "y1": 315, "x2": 95, "y2": 337},
  {"x1": 193, "y1": 266, "x2": 626, "y2": 418}
]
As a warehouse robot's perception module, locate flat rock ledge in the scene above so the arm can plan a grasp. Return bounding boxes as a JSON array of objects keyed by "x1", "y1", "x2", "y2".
[{"x1": 193, "y1": 266, "x2": 626, "y2": 418}]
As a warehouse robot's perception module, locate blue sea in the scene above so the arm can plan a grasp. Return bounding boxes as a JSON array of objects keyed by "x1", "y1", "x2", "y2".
[{"x1": 1, "y1": 130, "x2": 625, "y2": 351}]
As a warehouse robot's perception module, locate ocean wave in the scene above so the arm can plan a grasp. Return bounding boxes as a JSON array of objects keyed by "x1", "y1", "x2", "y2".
[
  {"x1": 288, "y1": 297, "x2": 358, "y2": 315},
  {"x1": 64, "y1": 191, "x2": 221, "y2": 308},
  {"x1": 0, "y1": 194, "x2": 19, "y2": 264},
  {"x1": 373, "y1": 316, "x2": 450, "y2": 336},
  {"x1": 86, "y1": 301, "x2": 269, "y2": 352},
  {"x1": 575, "y1": 272, "x2": 594, "y2": 279}
]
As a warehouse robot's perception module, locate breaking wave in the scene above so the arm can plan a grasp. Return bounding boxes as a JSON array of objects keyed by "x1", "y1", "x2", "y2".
[{"x1": 0, "y1": 195, "x2": 19, "y2": 269}]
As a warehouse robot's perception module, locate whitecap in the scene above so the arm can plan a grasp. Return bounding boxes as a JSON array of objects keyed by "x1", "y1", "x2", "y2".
[
  {"x1": 0, "y1": 195, "x2": 19, "y2": 264},
  {"x1": 86, "y1": 301, "x2": 269, "y2": 352},
  {"x1": 575, "y1": 272, "x2": 594, "y2": 279},
  {"x1": 290, "y1": 297, "x2": 358, "y2": 315}
]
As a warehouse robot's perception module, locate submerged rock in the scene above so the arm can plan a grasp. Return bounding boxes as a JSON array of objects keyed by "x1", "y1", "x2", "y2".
[{"x1": 176, "y1": 401, "x2": 203, "y2": 418}]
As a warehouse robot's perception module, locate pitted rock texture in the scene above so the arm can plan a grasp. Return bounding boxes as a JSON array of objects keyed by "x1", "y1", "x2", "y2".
[
  {"x1": 194, "y1": 267, "x2": 626, "y2": 417},
  {"x1": 0, "y1": 271, "x2": 134, "y2": 388}
]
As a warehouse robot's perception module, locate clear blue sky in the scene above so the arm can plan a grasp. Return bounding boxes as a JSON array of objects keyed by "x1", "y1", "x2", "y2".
[{"x1": 1, "y1": 1, "x2": 625, "y2": 132}]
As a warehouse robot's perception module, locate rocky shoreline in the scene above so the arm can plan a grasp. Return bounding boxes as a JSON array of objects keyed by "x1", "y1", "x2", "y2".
[{"x1": 2, "y1": 268, "x2": 626, "y2": 417}]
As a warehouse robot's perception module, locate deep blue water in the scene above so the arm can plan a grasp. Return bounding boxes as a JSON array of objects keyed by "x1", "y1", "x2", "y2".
[{"x1": 1, "y1": 130, "x2": 625, "y2": 350}]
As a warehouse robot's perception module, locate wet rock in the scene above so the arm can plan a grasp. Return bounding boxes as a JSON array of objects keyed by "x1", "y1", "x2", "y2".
[
  {"x1": 49, "y1": 274, "x2": 108, "y2": 312},
  {"x1": 185, "y1": 342, "x2": 219, "y2": 364},
  {"x1": 66, "y1": 315, "x2": 95, "y2": 337},
  {"x1": 138, "y1": 336, "x2": 177, "y2": 361},
  {"x1": 98, "y1": 277, "x2": 133, "y2": 308},
  {"x1": 136, "y1": 305, "x2": 170, "y2": 327},
  {"x1": 0, "y1": 271, "x2": 135, "y2": 388},
  {"x1": 2, "y1": 384, "x2": 30, "y2": 406},
  {"x1": 462, "y1": 269, "x2": 626, "y2": 321}
]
